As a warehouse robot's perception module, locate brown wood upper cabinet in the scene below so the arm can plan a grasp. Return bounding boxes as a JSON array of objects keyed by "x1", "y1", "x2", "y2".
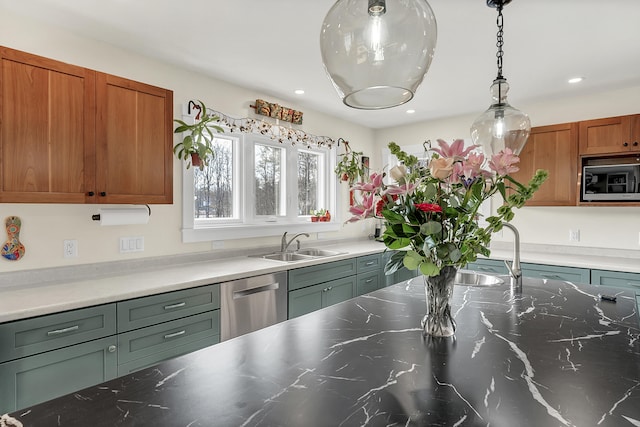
[
  {"x1": 511, "y1": 123, "x2": 578, "y2": 206},
  {"x1": 578, "y1": 114, "x2": 640, "y2": 156},
  {"x1": 0, "y1": 46, "x2": 173, "y2": 204}
]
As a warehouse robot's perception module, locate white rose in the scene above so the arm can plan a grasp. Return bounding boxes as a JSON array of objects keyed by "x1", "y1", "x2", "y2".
[{"x1": 389, "y1": 165, "x2": 407, "y2": 182}]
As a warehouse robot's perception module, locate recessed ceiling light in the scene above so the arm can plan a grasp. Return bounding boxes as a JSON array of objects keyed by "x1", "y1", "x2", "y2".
[
  {"x1": 568, "y1": 77, "x2": 584, "y2": 84},
  {"x1": 406, "y1": 109, "x2": 416, "y2": 114},
  {"x1": 294, "y1": 89, "x2": 305, "y2": 95}
]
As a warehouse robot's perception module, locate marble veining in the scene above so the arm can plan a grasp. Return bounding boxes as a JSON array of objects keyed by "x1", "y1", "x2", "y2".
[{"x1": 6, "y1": 276, "x2": 640, "y2": 426}]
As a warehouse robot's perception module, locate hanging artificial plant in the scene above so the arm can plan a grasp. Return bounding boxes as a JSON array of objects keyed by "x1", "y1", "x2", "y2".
[
  {"x1": 334, "y1": 139, "x2": 365, "y2": 185},
  {"x1": 173, "y1": 100, "x2": 225, "y2": 170}
]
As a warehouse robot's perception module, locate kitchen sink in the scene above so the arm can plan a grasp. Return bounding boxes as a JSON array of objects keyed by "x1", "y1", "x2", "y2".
[
  {"x1": 295, "y1": 248, "x2": 344, "y2": 257},
  {"x1": 250, "y1": 248, "x2": 345, "y2": 263},
  {"x1": 258, "y1": 252, "x2": 315, "y2": 262},
  {"x1": 455, "y1": 271, "x2": 504, "y2": 287}
]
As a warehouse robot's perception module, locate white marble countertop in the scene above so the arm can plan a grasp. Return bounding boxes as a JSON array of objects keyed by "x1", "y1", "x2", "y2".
[
  {"x1": 1, "y1": 238, "x2": 639, "y2": 324},
  {"x1": 0, "y1": 240, "x2": 385, "y2": 323}
]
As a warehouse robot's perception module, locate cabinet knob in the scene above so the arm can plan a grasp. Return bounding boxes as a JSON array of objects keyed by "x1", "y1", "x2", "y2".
[
  {"x1": 623, "y1": 142, "x2": 629, "y2": 147},
  {"x1": 634, "y1": 141, "x2": 639, "y2": 147},
  {"x1": 87, "y1": 191, "x2": 95, "y2": 196},
  {"x1": 108, "y1": 345, "x2": 117, "y2": 353},
  {"x1": 99, "y1": 192, "x2": 107, "y2": 197}
]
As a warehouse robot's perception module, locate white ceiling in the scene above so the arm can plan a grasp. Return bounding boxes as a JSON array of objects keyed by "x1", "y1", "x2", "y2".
[{"x1": 2, "y1": 0, "x2": 639, "y2": 129}]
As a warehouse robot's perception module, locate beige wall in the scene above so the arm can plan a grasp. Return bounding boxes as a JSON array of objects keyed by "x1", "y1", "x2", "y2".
[
  {"x1": 0, "y1": 9, "x2": 376, "y2": 272},
  {"x1": 375, "y1": 86, "x2": 640, "y2": 251}
]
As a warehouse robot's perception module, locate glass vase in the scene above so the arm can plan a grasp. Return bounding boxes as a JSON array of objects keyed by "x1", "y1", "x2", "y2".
[{"x1": 421, "y1": 266, "x2": 457, "y2": 337}]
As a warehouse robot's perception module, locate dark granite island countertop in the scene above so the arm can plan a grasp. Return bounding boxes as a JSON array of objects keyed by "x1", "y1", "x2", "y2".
[{"x1": 6, "y1": 276, "x2": 640, "y2": 426}]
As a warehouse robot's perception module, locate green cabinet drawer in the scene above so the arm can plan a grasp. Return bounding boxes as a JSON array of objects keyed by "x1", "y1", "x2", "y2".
[
  {"x1": 0, "y1": 336, "x2": 117, "y2": 414},
  {"x1": 288, "y1": 258, "x2": 357, "y2": 291},
  {"x1": 288, "y1": 276, "x2": 357, "y2": 318},
  {"x1": 591, "y1": 269, "x2": 640, "y2": 294},
  {"x1": 0, "y1": 304, "x2": 116, "y2": 363},
  {"x1": 117, "y1": 284, "x2": 220, "y2": 332},
  {"x1": 357, "y1": 253, "x2": 383, "y2": 274},
  {"x1": 357, "y1": 270, "x2": 383, "y2": 296},
  {"x1": 521, "y1": 263, "x2": 590, "y2": 284},
  {"x1": 117, "y1": 311, "x2": 219, "y2": 374},
  {"x1": 464, "y1": 258, "x2": 509, "y2": 275},
  {"x1": 118, "y1": 310, "x2": 219, "y2": 365}
]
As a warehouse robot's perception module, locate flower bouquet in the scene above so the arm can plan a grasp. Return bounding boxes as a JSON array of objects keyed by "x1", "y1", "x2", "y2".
[{"x1": 347, "y1": 140, "x2": 547, "y2": 336}]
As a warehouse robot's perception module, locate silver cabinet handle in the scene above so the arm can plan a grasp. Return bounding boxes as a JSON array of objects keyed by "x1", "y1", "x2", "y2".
[
  {"x1": 541, "y1": 274, "x2": 563, "y2": 280},
  {"x1": 478, "y1": 267, "x2": 496, "y2": 272},
  {"x1": 365, "y1": 278, "x2": 374, "y2": 283},
  {"x1": 164, "y1": 330, "x2": 186, "y2": 339},
  {"x1": 164, "y1": 302, "x2": 186, "y2": 310},
  {"x1": 47, "y1": 325, "x2": 79, "y2": 336},
  {"x1": 108, "y1": 345, "x2": 117, "y2": 353},
  {"x1": 365, "y1": 261, "x2": 375, "y2": 266}
]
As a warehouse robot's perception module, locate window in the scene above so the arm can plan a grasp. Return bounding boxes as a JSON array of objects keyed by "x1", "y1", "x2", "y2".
[{"x1": 182, "y1": 131, "x2": 339, "y2": 242}]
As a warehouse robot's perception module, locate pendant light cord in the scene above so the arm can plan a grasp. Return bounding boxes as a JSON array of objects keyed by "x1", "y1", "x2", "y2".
[{"x1": 495, "y1": 4, "x2": 504, "y2": 79}]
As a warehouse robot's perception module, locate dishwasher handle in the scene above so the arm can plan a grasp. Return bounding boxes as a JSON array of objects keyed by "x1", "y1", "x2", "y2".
[{"x1": 233, "y1": 282, "x2": 280, "y2": 299}]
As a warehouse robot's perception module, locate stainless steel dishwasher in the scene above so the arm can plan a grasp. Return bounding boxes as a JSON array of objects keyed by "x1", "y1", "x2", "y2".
[{"x1": 220, "y1": 271, "x2": 287, "y2": 341}]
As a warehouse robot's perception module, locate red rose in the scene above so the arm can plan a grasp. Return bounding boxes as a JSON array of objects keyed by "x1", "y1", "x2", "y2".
[
  {"x1": 415, "y1": 203, "x2": 442, "y2": 213},
  {"x1": 375, "y1": 195, "x2": 398, "y2": 216}
]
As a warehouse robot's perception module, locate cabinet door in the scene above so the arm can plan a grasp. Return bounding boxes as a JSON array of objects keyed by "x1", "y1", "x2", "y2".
[
  {"x1": 0, "y1": 336, "x2": 117, "y2": 414},
  {"x1": 288, "y1": 258, "x2": 357, "y2": 290},
  {"x1": 95, "y1": 73, "x2": 173, "y2": 204},
  {"x1": 117, "y1": 310, "x2": 219, "y2": 375},
  {"x1": 0, "y1": 304, "x2": 116, "y2": 363},
  {"x1": 578, "y1": 115, "x2": 637, "y2": 155},
  {"x1": 357, "y1": 253, "x2": 383, "y2": 274},
  {"x1": 521, "y1": 263, "x2": 590, "y2": 284},
  {"x1": 322, "y1": 276, "x2": 357, "y2": 308},
  {"x1": 511, "y1": 123, "x2": 578, "y2": 206},
  {"x1": 356, "y1": 270, "x2": 382, "y2": 296},
  {"x1": 591, "y1": 269, "x2": 640, "y2": 294},
  {"x1": 288, "y1": 283, "x2": 324, "y2": 318},
  {"x1": 0, "y1": 46, "x2": 95, "y2": 203}
]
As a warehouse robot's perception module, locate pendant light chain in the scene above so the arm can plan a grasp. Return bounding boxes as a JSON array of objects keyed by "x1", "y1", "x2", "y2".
[{"x1": 495, "y1": 4, "x2": 504, "y2": 79}]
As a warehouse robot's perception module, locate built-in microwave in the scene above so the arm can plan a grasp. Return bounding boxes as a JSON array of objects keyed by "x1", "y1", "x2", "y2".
[{"x1": 582, "y1": 163, "x2": 640, "y2": 201}]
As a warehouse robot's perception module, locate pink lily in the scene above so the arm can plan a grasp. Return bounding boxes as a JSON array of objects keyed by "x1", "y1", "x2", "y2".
[
  {"x1": 431, "y1": 139, "x2": 477, "y2": 160},
  {"x1": 351, "y1": 172, "x2": 384, "y2": 193},
  {"x1": 489, "y1": 148, "x2": 520, "y2": 176},
  {"x1": 346, "y1": 193, "x2": 376, "y2": 222}
]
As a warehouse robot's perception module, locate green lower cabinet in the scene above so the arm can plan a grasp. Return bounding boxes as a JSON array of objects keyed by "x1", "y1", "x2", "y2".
[
  {"x1": 591, "y1": 269, "x2": 640, "y2": 290},
  {"x1": 0, "y1": 336, "x2": 117, "y2": 413},
  {"x1": 521, "y1": 263, "x2": 590, "y2": 284},
  {"x1": 117, "y1": 311, "x2": 220, "y2": 376},
  {"x1": 356, "y1": 270, "x2": 383, "y2": 296},
  {"x1": 288, "y1": 276, "x2": 357, "y2": 318}
]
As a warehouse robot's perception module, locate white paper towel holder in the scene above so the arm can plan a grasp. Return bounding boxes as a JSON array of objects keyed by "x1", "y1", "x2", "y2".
[{"x1": 92, "y1": 205, "x2": 151, "y2": 225}]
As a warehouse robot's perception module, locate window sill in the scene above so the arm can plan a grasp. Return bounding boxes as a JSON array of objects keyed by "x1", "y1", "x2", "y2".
[{"x1": 182, "y1": 221, "x2": 342, "y2": 243}]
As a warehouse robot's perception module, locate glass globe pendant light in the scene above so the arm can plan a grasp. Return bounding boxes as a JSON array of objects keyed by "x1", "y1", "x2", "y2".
[
  {"x1": 470, "y1": 0, "x2": 530, "y2": 156},
  {"x1": 320, "y1": 0, "x2": 437, "y2": 110}
]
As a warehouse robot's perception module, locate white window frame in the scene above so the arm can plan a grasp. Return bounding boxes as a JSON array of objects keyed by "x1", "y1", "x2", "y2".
[{"x1": 182, "y1": 132, "x2": 340, "y2": 243}]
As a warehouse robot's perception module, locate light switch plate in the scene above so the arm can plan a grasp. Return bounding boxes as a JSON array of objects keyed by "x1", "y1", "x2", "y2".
[{"x1": 120, "y1": 236, "x2": 144, "y2": 253}]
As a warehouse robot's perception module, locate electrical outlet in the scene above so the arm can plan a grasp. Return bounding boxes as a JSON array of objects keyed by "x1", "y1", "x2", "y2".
[
  {"x1": 120, "y1": 236, "x2": 144, "y2": 253},
  {"x1": 63, "y1": 240, "x2": 78, "y2": 258},
  {"x1": 569, "y1": 229, "x2": 580, "y2": 242}
]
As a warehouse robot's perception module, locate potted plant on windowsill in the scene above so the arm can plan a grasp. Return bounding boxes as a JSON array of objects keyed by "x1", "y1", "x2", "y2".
[
  {"x1": 334, "y1": 139, "x2": 364, "y2": 186},
  {"x1": 173, "y1": 100, "x2": 224, "y2": 170}
]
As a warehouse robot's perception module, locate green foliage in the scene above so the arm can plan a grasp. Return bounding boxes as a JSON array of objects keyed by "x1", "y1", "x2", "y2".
[
  {"x1": 334, "y1": 142, "x2": 365, "y2": 185},
  {"x1": 173, "y1": 100, "x2": 224, "y2": 170}
]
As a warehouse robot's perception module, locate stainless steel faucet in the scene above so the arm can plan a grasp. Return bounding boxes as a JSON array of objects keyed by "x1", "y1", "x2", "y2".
[
  {"x1": 501, "y1": 222, "x2": 522, "y2": 290},
  {"x1": 281, "y1": 232, "x2": 309, "y2": 252}
]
